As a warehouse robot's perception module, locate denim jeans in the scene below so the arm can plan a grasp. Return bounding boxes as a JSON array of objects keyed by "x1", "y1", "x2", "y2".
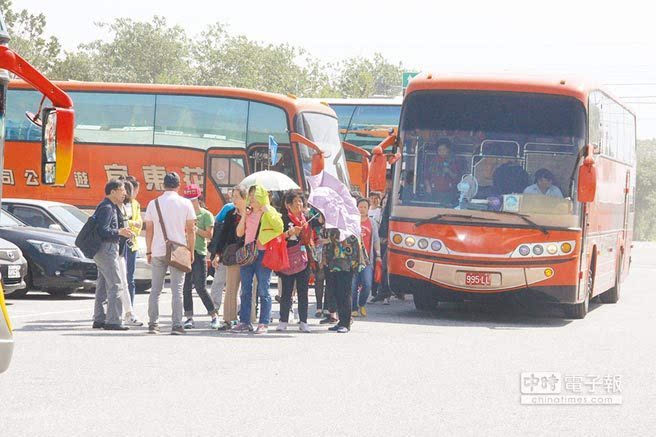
[
  {"x1": 183, "y1": 251, "x2": 216, "y2": 317},
  {"x1": 239, "y1": 251, "x2": 272, "y2": 325},
  {"x1": 125, "y1": 248, "x2": 137, "y2": 304},
  {"x1": 352, "y1": 264, "x2": 373, "y2": 310}
]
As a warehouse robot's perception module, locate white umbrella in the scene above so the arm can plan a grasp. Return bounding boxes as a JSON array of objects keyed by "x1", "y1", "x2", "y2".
[{"x1": 240, "y1": 170, "x2": 300, "y2": 191}]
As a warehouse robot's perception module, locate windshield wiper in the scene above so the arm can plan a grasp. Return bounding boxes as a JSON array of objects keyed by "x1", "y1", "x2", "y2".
[
  {"x1": 489, "y1": 210, "x2": 550, "y2": 235},
  {"x1": 415, "y1": 213, "x2": 500, "y2": 227}
]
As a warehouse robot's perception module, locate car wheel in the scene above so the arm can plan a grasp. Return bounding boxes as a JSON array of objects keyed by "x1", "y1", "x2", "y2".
[
  {"x1": 135, "y1": 280, "x2": 152, "y2": 293},
  {"x1": 599, "y1": 253, "x2": 622, "y2": 304},
  {"x1": 413, "y1": 290, "x2": 435, "y2": 311}
]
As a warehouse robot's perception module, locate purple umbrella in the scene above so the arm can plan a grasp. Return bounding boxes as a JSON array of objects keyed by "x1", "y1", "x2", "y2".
[{"x1": 307, "y1": 171, "x2": 361, "y2": 241}]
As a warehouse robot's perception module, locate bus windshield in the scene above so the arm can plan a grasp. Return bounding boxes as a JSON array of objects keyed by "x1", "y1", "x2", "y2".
[
  {"x1": 297, "y1": 112, "x2": 350, "y2": 187},
  {"x1": 397, "y1": 91, "x2": 586, "y2": 226}
]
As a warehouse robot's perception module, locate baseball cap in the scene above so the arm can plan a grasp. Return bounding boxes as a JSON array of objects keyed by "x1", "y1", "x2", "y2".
[{"x1": 183, "y1": 183, "x2": 202, "y2": 199}]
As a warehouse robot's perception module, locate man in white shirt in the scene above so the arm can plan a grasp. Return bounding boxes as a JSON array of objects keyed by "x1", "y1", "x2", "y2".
[
  {"x1": 144, "y1": 172, "x2": 196, "y2": 335},
  {"x1": 523, "y1": 168, "x2": 563, "y2": 198},
  {"x1": 368, "y1": 191, "x2": 382, "y2": 227}
]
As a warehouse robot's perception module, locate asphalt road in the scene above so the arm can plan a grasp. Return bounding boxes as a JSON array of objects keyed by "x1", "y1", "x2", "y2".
[{"x1": 1, "y1": 243, "x2": 655, "y2": 436}]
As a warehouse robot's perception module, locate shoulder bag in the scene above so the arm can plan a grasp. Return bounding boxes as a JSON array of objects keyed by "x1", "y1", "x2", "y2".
[{"x1": 236, "y1": 220, "x2": 261, "y2": 267}]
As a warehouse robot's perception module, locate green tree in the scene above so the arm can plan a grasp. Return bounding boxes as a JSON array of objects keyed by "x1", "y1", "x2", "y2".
[
  {"x1": 635, "y1": 139, "x2": 656, "y2": 241},
  {"x1": 334, "y1": 53, "x2": 404, "y2": 98},
  {"x1": 53, "y1": 16, "x2": 192, "y2": 84},
  {"x1": 0, "y1": 0, "x2": 61, "y2": 74}
]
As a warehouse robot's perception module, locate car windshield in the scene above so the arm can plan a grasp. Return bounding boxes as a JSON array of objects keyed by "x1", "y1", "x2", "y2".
[
  {"x1": 49, "y1": 205, "x2": 89, "y2": 233},
  {"x1": 297, "y1": 112, "x2": 351, "y2": 188},
  {"x1": 0, "y1": 211, "x2": 26, "y2": 227},
  {"x1": 396, "y1": 90, "x2": 586, "y2": 227}
]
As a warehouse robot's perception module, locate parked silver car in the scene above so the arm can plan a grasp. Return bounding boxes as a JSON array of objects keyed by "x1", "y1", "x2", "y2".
[
  {"x1": 2, "y1": 198, "x2": 151, "y2": 291},
  {"x1": 0, "y1": 236, "x2": 28, "y2": 297}
]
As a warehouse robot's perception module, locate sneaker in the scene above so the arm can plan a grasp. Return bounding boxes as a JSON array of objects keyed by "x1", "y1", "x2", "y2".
[
  {"x1": 231, "y1": 322, "x2": 252, "y2": 333},
  {"x1": 328, "y1": 324, "x2": 341, "y2": 331},
  {"x1": 359, "y1": 306, "x2": 367, "y2": 317},
  {"x1": 147, "y1": 324, "x2": 160, "y2": 335},
  {"x1": 92, "y1": 321, "x2": 105, "y2": 329},
  {"x1": 183, "y1": 318, "x2": 194, "y2": 329},
  {"x1": 299, "y1": 322, "x2": 310, "y2": 333},
  {"x1": 351, "y1": 310, "x2": 359, "y2": 318},
  {"x1": 320, "y1": 316, "x2": 338, "y2": 325},
  {"x1": 337, "y1": 326, "x2": 350, "y2": 333},
  {"x1": 125, "y1": 314, "x2": 144, "y2": 327},
  {"x1": 254, "y1": 324, "x2": 268, "y2": 334},
  {"x1": 217, "y1": 322, "x2": 232, "y2": 331},
  {"x1": 315, "y1": 310, "x2": 323, "y2": 318},
  {"x1": 383, "y1": 298, "x2": 390, "y2": 305},
  {"x1": 276, "y1": 322, "x2": 288, "y2": 332},
  {"x1": 210, "y1": 318, "x2": 220, "y2": 330},
  {"x1": 102, "y1": 324, "x2": 129, "y2": 331},
  {"x1": 171, "y1": 326, "x2": 186, "y2": 335}
]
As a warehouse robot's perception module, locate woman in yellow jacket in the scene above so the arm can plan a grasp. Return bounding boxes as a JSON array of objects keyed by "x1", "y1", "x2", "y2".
[{"x1": 124, "y1": 176, "x2": 143, "y2": 305}]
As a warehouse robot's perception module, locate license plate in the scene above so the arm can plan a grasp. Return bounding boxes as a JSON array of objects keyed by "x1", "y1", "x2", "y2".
[
  {"x1": 8, "y1": 265, "x2": 21, "y2": 279},
  {"x1": 465, "y1": 271, "x2": 491, "y2": 286}
]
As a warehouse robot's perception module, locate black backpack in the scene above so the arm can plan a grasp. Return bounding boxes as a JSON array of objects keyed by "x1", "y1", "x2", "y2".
[{"x1": 75, "y1": 215, "x2": 103, "y2": 259}]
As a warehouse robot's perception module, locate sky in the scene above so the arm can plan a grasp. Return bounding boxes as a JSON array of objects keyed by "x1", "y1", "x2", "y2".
[{"x1": 12, "y1": 0, "x2": 656, "y2": 138}]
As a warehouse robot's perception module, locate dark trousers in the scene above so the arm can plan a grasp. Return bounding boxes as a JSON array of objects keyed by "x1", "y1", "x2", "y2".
[
  {"x1": 125, "y1": 248, "x2": 137, "y2": 304},
  {"x1": 314, "y1": 265, "x2": 326, "y2": 310},
  {"x1": 183, "y1": 251, "x2": 216, "y2": 317},
  {"x1": 326, "y1": 270, "x2": 354, "y2": 329},
  {"x1": 280, "y1": 266, "x2": 310, "y2": 323}
]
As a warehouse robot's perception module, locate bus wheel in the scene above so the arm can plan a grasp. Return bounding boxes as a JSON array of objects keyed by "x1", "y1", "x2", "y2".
[
  {"x1": 565, "y1": 261, "x2": 593, "y2": 319},
  {"x1": 599, "y1": 254, "x2": 622, "y2": 304},
  {"x1": 413, "y1": 290, "x2": 435, "y2": 311}
]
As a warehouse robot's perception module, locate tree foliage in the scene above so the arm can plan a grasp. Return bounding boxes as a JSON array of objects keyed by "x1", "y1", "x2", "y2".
[{"x1": 635, "y1": 140, "x2": 656, "y2": 241}]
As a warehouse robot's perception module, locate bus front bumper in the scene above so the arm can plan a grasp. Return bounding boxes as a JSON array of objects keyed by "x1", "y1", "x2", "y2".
[{"x1": 392, "y1": 257, "x2": 579, "y2": 304}]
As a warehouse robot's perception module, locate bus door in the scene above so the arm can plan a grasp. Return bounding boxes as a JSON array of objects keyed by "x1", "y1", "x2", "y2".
[
  {"x1": 204, "y1": 148, "x2": 250, "y2": 212},
  {"x1": 246, "y1": 143, "x2": 301, "y2": 188}
]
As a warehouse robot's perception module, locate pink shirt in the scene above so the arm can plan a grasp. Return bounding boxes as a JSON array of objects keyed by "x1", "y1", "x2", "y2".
[{"x1": 245, "y1": 210, "x2": 265, "y2": 250}]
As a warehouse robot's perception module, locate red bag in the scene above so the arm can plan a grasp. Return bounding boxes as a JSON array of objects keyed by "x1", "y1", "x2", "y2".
[
  {"x1": 262, "y1": 235, "x2": 289, "y2": 272},
  {"x1": 374, "y1": 258, "x2": 383, "y2": 284}
]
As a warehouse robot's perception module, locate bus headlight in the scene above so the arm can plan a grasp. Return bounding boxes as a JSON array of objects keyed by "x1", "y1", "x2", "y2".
[
  {"x1": 519, "y1": 245, "x2": 531, "y2": 256},
  {"x1": 430, "y1": 240, "x2": 442, "y2": 252},
  {"x1": 392, "y1": 234, "x2": 403, "y2": 245},
  {"x1": 560, "y1": 242, "x2": 572, "y2": 253},
  {"x1": 417, "y1": 239, "x2": 429, "y2": 250},
  {"x1": 405, "y1": 236, "x2": 416, "y2": 247},
  {"x1": 546, "y1": 244, "x2": 558, "y2": 255},
  {"x1": 532, "y1": 245, "x2": 544, "y2": 255}
]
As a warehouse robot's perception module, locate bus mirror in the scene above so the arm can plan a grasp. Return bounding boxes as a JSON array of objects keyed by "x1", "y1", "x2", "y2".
[
  {"x1": 41, "y1": 107, "x2": 75, "y2": 185},
  {"x1": 311, "y1": 153, "x2": 324, "y2": 176},
  {"x1": 577, "y1": 157, "x2": 597, "y2": 203},
  {"x1": 369, "y1": 134, "x2": 397, "y2": 192}
]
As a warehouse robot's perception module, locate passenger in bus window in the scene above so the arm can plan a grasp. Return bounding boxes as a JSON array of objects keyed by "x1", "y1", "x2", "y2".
[
  {"x1": 424, "y1": 139, "x2": 461, "y2": 203},
  {"x1": 523, "y1": 168, "x2": 563, "y2": 198}
]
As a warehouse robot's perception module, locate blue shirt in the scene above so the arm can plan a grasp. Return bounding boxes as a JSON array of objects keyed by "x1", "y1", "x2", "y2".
[{"x1": 523, "y1": 184, "x2": 563, "y2": 198}]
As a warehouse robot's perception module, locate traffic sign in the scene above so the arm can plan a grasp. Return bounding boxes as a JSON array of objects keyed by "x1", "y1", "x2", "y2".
[{"x1": 402, "y1": 72, "x2": 420, "y2": 93}]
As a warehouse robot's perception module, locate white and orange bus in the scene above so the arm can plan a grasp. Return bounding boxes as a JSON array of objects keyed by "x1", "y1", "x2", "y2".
[
  {"x1": 369, "y1": 74, "x2": 635, "y2": 318},
  {"x1": 0, "y1": 11, "x2": 76, "y2": 372},
  {"x1": 4, "y1": 82, "x2": 350, "y2": 212}
]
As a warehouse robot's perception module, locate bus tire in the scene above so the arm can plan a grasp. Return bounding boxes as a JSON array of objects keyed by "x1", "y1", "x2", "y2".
[
  {"x1": 413, "y1": 290, "x2": 435, "y2": 311},
  {"x1": 565, "y1": 260, "x2": 593, "y2": 319},
  {"x1": 599, "y1": 254, "x2": 622, "y2": 304}
]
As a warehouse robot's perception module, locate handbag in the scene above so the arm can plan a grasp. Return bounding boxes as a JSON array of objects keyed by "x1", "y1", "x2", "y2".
[
  {"x1": 221, "y1": 242, "x2": 240, "y2": 266},
  {"x1": 279, "y1": 243, "x2": 308, "y2": 276},
  {"x1": 236, "y1": 221, "x2": 261, "y2": 266},
  {"x1": 262, "y1": 235, "x2": 289, "y2": 272},
  {"x1": 155, "y1": 199, "x2": 192, "y2": 273},
  {"x1": 75, "y1": 215, "x2": 103, "y2": 259}
]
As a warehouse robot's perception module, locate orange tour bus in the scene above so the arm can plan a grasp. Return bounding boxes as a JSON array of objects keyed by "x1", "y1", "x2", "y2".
[
  {"x1": 0, "y1": 11, "x2": 75, "y2": 372},
  {"x1": 368, "y1": 73, "x2": 636, "y2": 319},
  {"x1": 4, "y1": 82, "x2": 350, "y2": 212},
  {"x1": 322, "y1": 98, "x2": 401, "y2": 193}
]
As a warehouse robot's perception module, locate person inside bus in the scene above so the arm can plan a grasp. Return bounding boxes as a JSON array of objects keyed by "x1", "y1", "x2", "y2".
[
  {"x1": 423, "y1": 139, "x2": 461, "y2": 204},
  {"x1": 523, "y1": 168, "x2": 563, "y2": 198}
]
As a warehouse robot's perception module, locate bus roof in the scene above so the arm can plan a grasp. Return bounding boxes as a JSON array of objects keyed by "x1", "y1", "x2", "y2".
[
  {"x1": 9, "y1": 80, "x2": 336, "y2": 118},
  {"x1": 313, "y1": 97, "x2": 403, "y2": 106},
  {"x1": 405, "y1": 73, "x2": 598, "y2": 105}
]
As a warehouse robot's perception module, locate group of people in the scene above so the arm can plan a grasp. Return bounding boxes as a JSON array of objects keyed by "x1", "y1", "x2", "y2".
[{"x1": 90, "y1": 171, "x2": 397, "y2": 335}]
